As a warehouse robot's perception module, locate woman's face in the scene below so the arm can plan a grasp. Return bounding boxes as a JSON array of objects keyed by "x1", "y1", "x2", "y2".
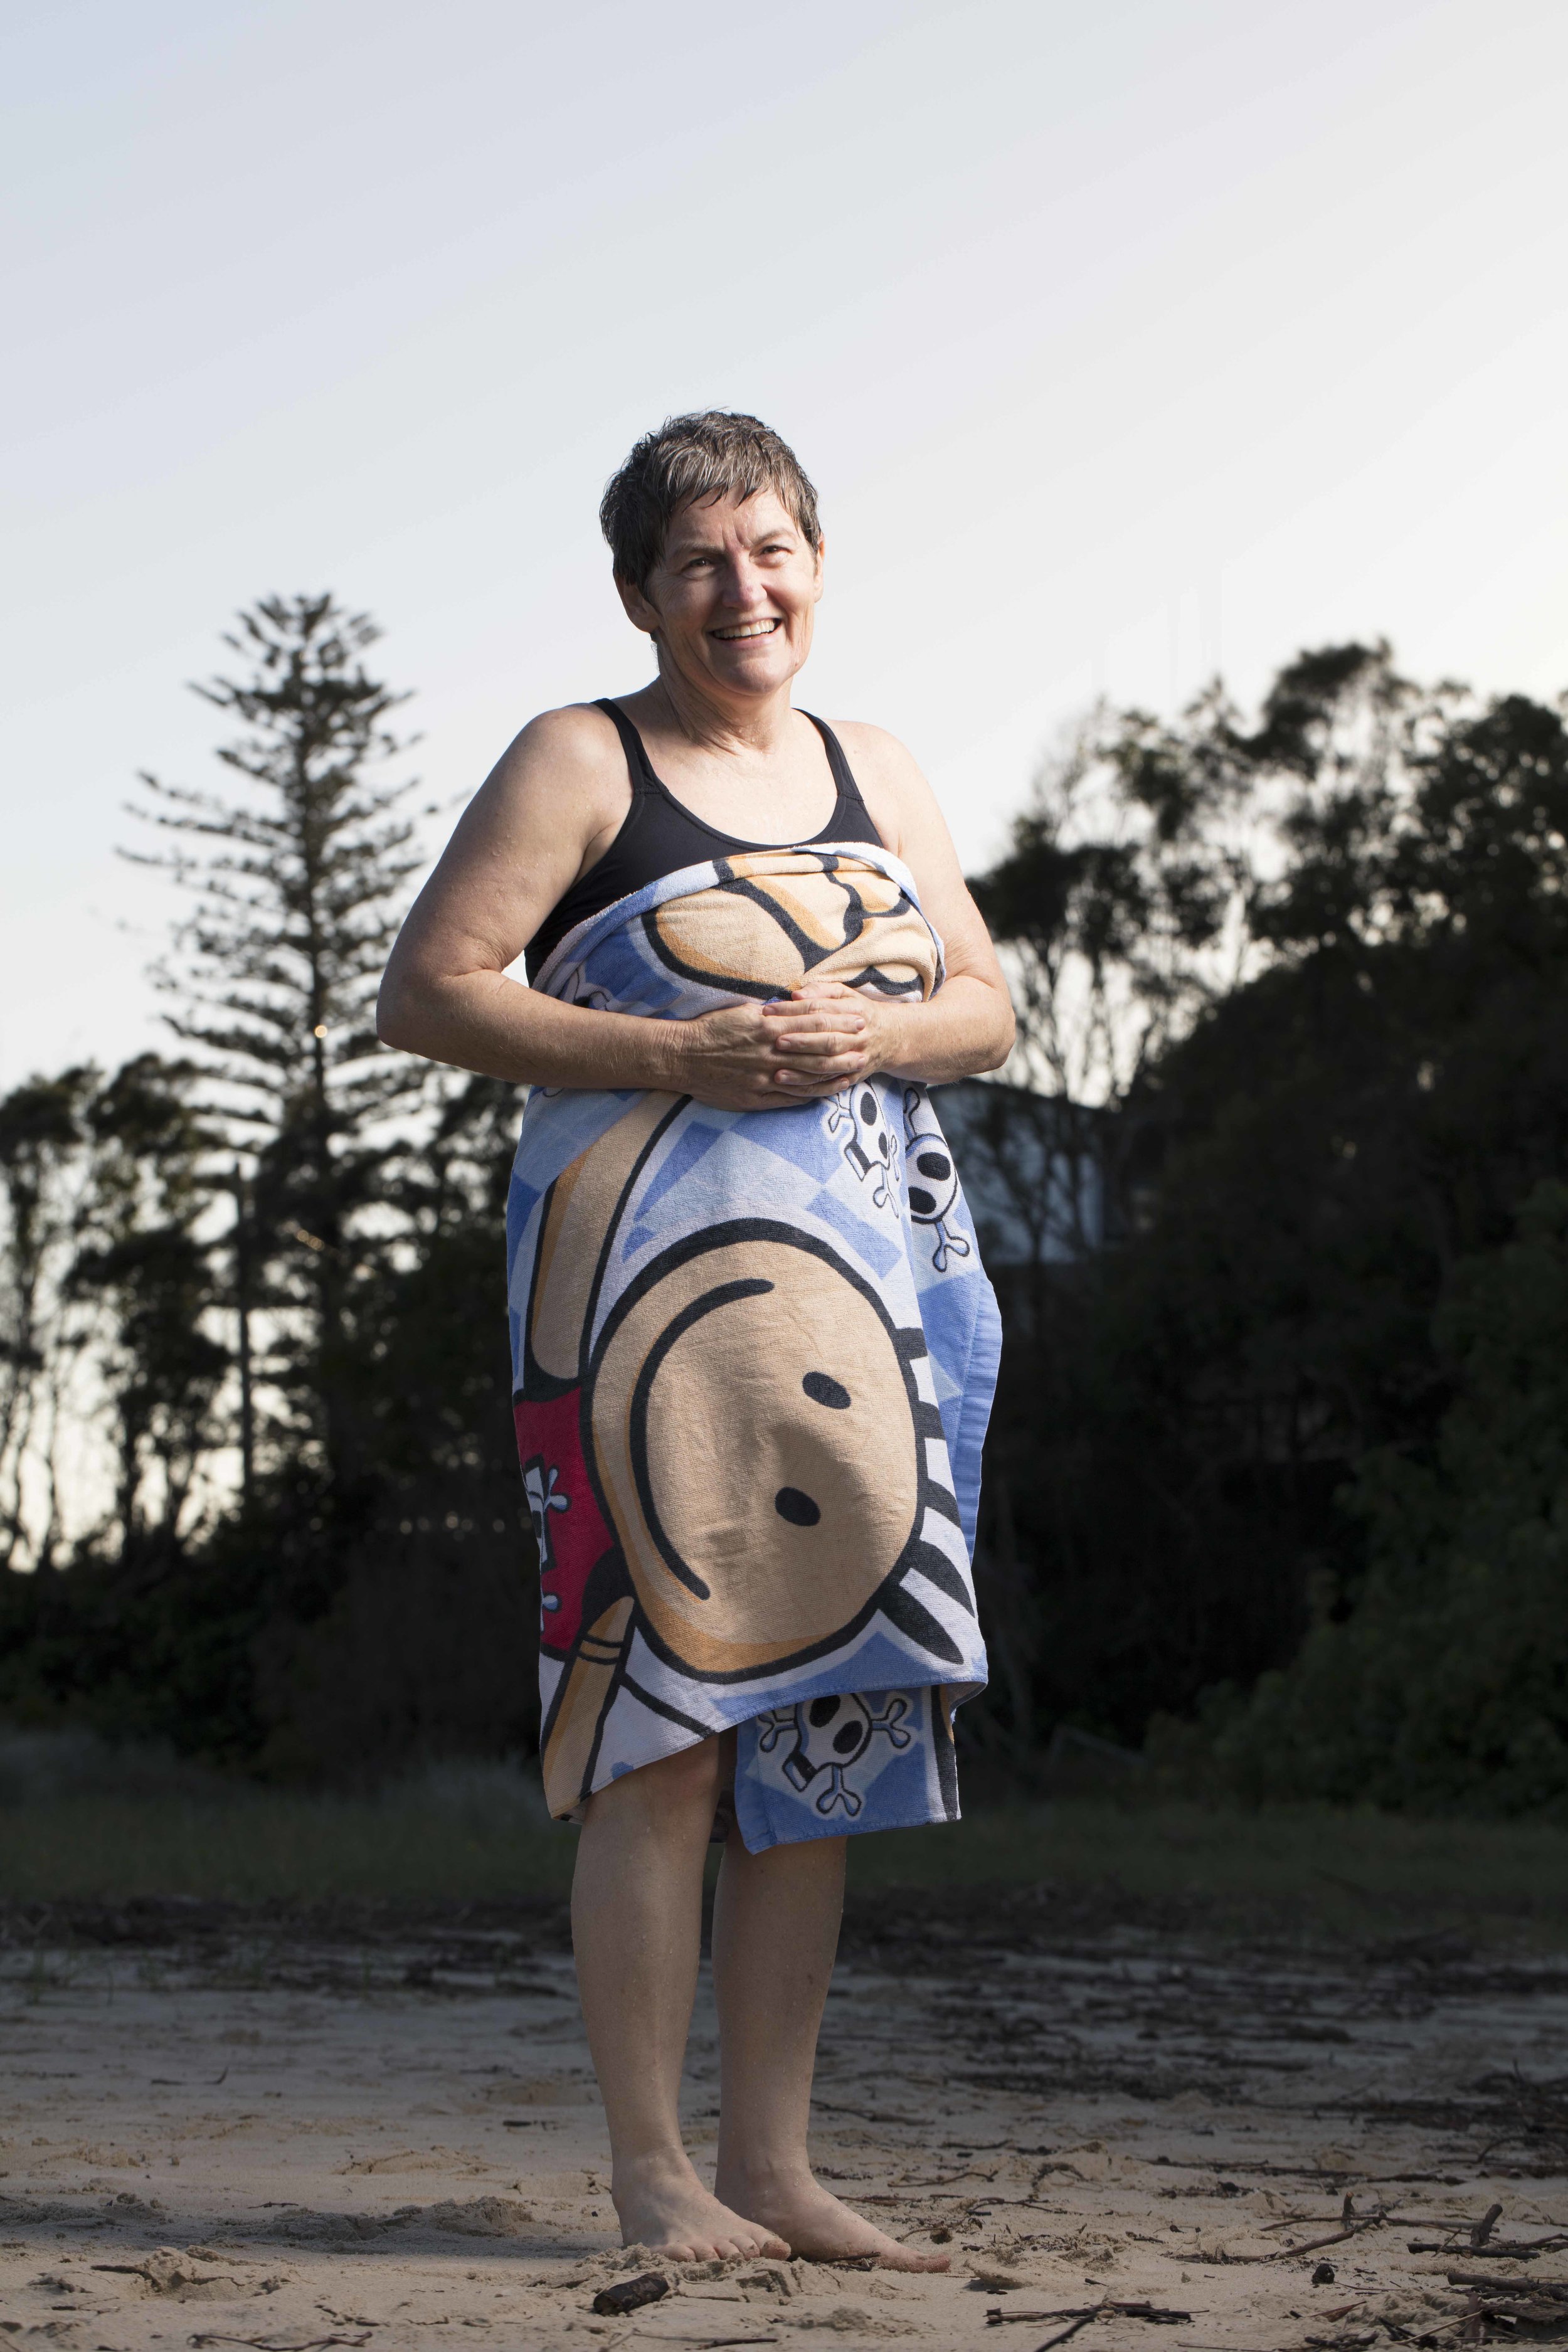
[{"x1": 620, "y1": 489, "x2": 824, "y2": 703}]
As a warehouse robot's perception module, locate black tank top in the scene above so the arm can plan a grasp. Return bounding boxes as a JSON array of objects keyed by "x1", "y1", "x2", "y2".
[{"x1": 524, "y1": 697, "x2": 886, "y2": 978}]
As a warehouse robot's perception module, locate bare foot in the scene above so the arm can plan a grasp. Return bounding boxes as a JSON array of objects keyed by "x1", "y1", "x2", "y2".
[
  {"x1": 612, "y1": 2151, "x2": 791, "y2": 2262},
  {"x1": 713, "y1": 2168, "x2": 950, "y2": 2271}
]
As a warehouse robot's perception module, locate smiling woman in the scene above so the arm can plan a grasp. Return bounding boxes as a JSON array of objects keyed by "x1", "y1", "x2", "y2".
[{"x1": 376, "y1": 410, "x2": 1013, "y2": 2274}]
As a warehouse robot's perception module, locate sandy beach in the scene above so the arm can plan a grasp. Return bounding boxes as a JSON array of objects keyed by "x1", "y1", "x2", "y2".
[{"x1": 3, "y1": 1888, "x2": 1565, "y2": 2351}]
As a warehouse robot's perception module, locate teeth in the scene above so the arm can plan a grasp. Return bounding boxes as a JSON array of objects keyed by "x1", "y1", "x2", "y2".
[{"x1": 716, "y1": 619, "x2": 779, "y2": 640}]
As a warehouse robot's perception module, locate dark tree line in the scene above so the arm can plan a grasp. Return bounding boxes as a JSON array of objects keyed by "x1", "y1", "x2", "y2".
[
  {"x1": 0, "y1": 600, "x2": 535, "y2": 1779},
  {"x1": 968, "y1": 645, "x2": 1568, "y2": 1811},
  {"x1": 2, "y1": 615, "x2": 1564, "y2": 1808}
]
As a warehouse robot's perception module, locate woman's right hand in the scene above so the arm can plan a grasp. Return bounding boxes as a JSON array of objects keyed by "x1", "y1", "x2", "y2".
[{"x1": 667, "y1": 994, "x2": 869, "y2": 1111}]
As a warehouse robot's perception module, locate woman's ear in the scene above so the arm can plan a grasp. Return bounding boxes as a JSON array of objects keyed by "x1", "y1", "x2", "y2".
[{"x1": 615, "y1": 570, "x2": 660, "y2": 638}]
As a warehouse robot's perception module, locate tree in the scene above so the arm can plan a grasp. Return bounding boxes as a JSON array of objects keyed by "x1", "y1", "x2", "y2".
[
  {"x1": 0, "y1": 1059, "x2": 226, "y2": 1574},
  {"x1": 68, "y1": 1056, "x2": 227, "y2": 1552},
  {"x1": 971, "y1": 642, "x2": 1432, "y2": 1107},
  {"x1": 0, "y1": 1069, "x2": 96, "y2": 1571},
  {"x1": 0, "y1": 601, "x2": 541, "y2": 1779},
  {"x1": 966, "y1": 649, "x2": 1568, "y2": 1767},
  {"x1": 127, "y1": 595, "x2": 425, "y2": 1490},
  {"x1": 1203, "y1": 1180, "x2": 1568, "y2": 1814}
]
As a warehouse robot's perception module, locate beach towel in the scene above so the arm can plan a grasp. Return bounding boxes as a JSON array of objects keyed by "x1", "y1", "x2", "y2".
[{"x1": 506, "y1": 844, "x2": 1000, "y2": 1850}]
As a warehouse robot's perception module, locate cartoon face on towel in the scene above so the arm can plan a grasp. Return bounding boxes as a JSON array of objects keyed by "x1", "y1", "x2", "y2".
[
  {"x1": 644, "y1": 850, "x2": 939, "y2": 1003},
  {"x1": 514, "y1": 1091, "x2": 972, "y2": 1812},
  {"x1": 590, "y1": 1225, "x2": 922, "y2": 1676}
]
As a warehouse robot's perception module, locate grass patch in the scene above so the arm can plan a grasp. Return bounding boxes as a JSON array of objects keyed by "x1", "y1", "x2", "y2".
[
  {"x1": 0, "y1": 1762, "x2": 575, "y2": 1905},
  {"x1": 3, "y1": 1754, "x2": 1565, "y2": 1944},
  {"x1": 852, "y1": 1799, "x2": 1568, "y2": 1942}
]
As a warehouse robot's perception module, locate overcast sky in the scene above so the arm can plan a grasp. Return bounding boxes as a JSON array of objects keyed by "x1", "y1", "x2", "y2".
[{"x1": 5, "y1": 0, "x2": 1566, "y2": 1090}]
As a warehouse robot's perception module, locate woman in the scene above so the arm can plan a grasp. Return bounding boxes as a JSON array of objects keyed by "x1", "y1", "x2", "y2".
[{"x1": 378, "y1": 411, "x2": 1014, "y2": 2267}]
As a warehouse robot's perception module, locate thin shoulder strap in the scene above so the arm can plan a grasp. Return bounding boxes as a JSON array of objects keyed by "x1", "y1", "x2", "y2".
[
  {"x1": 802, "y1": 711, "x2": 869, "y2": 810},
  {"x1": 595, "y1": 697, "x2": 655, "y2": 792}
]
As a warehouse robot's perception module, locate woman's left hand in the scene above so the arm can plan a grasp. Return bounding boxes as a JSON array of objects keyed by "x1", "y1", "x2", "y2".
[{"x1": 760, "y1": 980, "x2": 909, "y2": 1095}]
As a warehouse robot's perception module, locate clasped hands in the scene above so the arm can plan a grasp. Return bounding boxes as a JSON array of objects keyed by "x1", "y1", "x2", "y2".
[{"x1": 670, "y1": 979, "x2": 906, "y2": 1112}]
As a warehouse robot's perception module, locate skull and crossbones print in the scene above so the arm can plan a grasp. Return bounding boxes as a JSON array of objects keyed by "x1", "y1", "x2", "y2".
[
  {"x1": 756, "y1": 1692, "x2": 914, "y2": 1818},
  {"x1": 825, "y1": 1083, "x2": 899, "y2": 1211}
]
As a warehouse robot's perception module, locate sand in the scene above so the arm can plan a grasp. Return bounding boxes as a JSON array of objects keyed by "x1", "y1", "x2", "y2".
[{"x1": 2, "y1": 1889, "x2": 1565, "y2": 2350}]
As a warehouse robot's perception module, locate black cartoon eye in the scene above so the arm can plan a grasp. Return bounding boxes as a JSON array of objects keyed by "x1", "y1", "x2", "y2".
[
  {"x1": 833, "y1": 1720, "x2": 864, "y2": 1756},
  {"x1": 909, "y1": 1187, "x2": 936, "y2": 1216},
  {"x1": 915, "y1": 1150, "x2": 951, "y2": 1182},
  {"x1": 775, "y1": 1486, "x2": 821, "y2": 1527},
  {"x1": 803, "y1": 1371, "x2": 850, "y2": 1409},
  {"x1": 858, "y1": 1089, "x2": 879, "y2": 1125},
  {"x1": 808, "y1": 1696, "x2": 840, "y2": 1727}
]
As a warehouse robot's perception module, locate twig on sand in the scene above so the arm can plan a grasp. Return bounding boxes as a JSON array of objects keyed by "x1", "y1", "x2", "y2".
[
  {"x1": 1167, "y1": 2224, "x2": 1357, "y2": 2264},
  {"x1": 985, "y1": 2300, "x2": 1193, "y2": 2335},
  {"x1": 1408, "y1": 2201, "x2": 1568, "y2": 2260},
  {"x1": 1417, "y1": 2299, "x2": 1550, "y2": 2340},
  {"x1": 1409, "y1": 2235, "x2": 1568, "y2": 2257},
  {"x1": 1034, "y1": 2315, "x2": 1099, "y2": 2351},
  {"x1": 1260, "y1": 2210, "x2": 1434, "y2": 2233},
  {"x1": 1277, "y1": 2225, "x2": 1361, "y2": 2259},
  {"x1": 1444, "y1": 2273, "x2": 1568, "y2": 2298},
  {"x1": 189, "y1": 2337, "x2": 371, "y2": 2351},
  {"x1": 1172, "y1": 2195, "x2": 1416, "y2": 2267},
  {"x1": 681, "y1": 2338, "x2": 781, "y2": 2349}
]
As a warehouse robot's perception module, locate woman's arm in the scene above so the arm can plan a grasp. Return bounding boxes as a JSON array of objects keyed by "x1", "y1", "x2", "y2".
[
  {"x1": 377, "y1": 706, "x2": 874, "y2": 1111},
  {"x1": 764, "y1": 725, "x2": 1015, "y2": 1088}
]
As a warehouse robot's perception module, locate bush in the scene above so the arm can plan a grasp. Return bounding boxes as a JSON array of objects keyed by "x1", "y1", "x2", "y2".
[{"x1": 1197, "y1": 1180, "x2": 1568, "y2": 1816}]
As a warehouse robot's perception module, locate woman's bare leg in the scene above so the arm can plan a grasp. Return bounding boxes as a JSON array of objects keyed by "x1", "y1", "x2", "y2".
[
  {"x1": 710, "y1": 1828, "x2": 949, "y2": 2271},
  {"x1": 571, "y1": 1735, "x2": 788, "y2": 2261}
]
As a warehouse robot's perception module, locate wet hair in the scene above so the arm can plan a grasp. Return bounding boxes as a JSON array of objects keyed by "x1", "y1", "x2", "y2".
[{"x1": 599, "y1": 410, "x2": 822, "y2": 590}]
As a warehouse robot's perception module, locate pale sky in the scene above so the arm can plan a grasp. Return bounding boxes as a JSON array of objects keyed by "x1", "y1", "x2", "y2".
[{"x1": 5, "y1": 0, "x2": 1567, "y2": 1091}]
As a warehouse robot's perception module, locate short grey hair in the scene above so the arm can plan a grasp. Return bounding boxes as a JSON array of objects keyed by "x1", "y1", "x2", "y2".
[{"x1": 599, "y1": 410, "x2": 822, "y2": 590}]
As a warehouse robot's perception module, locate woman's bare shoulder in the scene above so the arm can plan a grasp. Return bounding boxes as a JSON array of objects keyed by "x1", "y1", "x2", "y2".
[
  {"x1": 467, "y1": 700, "x2": 631, "y2": 847},
  {"x1": 490, "y1": 699, "x2": 627, "y2": 790},
  {"x1": 828, "y1": 720, "x2": 943, "y2": 857},
  {"x1": 428, "y1": 702, "x2": 633, "y2": 903},
  {"x1": 829, "y1": 718, "x2": 923, "y2": 777}
]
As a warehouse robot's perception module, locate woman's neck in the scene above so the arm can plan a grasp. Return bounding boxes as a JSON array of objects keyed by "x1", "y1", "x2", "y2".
[{"x1": 647, "y1": 659, "x2": 798, "y2": 760}]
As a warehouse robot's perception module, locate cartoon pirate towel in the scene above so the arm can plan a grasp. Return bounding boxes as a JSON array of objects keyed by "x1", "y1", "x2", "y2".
[{"x1": 506, "y1": 844, "x2": 1000, "y2": 1851}]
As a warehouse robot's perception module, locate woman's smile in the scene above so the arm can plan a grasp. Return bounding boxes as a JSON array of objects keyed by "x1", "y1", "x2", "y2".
[{"x1": 711, "y1": 617, "x2": 783, "y2": 642}]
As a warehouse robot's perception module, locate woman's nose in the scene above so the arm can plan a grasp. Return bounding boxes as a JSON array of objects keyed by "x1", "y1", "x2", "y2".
[{"x1": 718, "y1": 556, "x2": 768, "y2": 608}]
